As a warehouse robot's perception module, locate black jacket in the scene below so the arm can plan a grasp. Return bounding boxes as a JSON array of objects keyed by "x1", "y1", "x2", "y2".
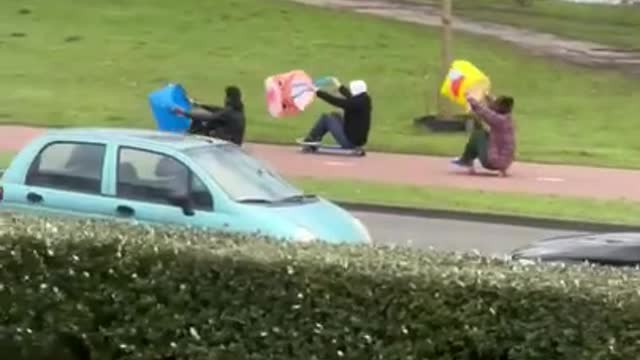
[
  {"x1": 187, "y1": 103, "x2": 245, "y2": 146},
  {"x1": 316, "y1": 85, "x2": 372, "y2": 147}
]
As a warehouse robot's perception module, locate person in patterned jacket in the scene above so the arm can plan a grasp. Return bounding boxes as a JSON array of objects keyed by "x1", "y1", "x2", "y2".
[{"x1": 451, "y1": 94, "x2": 516, "y2": 177}]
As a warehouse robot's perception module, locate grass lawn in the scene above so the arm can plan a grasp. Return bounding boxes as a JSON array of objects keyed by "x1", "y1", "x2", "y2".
[
  {"x1": 1, "y1": 0, "x2": 639, "y2": 168},
  {"x1": 0, "y1": 152, "x2": 637, "y2": 226},
  {"x1": 415, "y1": 0, "x2": 640, "y2": 48},
  {"x1": 0, "y1": 153, "x2": 14, "y2": 169}
]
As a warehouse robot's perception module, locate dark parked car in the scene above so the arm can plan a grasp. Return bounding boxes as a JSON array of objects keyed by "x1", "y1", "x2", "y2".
[{"x1": 510, "y1": 232, "x2": 640, "y2": 267}]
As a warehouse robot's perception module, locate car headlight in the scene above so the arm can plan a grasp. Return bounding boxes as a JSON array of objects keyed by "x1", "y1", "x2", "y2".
[
  {"x1": 293, "y1": 227, "x2": 317, "y2": 243},
  {"x1": 354, "y1": 217, "x2": 372, "y2": 245}
]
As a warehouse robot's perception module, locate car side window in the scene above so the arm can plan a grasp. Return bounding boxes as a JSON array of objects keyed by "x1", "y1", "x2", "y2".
[
  {"x1": 190, "y1": 173, "x2": 213, "y2": 210},
  {"x1": 117, "y1": 147, "x2": 213, "y2": 211},
  {"x1": 25, "y1": 142, "x2": 106, "y2": 194}
]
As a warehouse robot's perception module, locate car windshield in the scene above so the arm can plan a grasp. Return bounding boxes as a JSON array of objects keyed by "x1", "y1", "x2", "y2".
[{"x1": 185, "y1": 144, "x2": 308, "y2": 203}]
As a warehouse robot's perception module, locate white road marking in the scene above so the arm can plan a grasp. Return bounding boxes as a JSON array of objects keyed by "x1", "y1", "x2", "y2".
[
  {"x1": 324, "y1": 161, "x2": 354, "y2": 167},
  {"x1": 536, "y1": 177, "x2": 566, "y2": 182}
]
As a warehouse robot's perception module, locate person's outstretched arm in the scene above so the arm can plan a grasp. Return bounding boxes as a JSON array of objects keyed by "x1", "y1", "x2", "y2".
[
  {"x1": 337, "y1": 85, "x2": 352, "y2": 98},
  {"x1": 206, "y1": 110, "x2": 230, "y2": 126},
  {"x1": 174, "y1": 107, "x2": 225, "y2": 135},
  {"x1": 199, "y1": 104, "x2": 224, "y2": 113},
  {"x1": 466, "y1": 96, "x2": 507, "y2": 128},
  {"x1": 173, "y1": 107, "x2": 191, "y2": 119},
  {"x1": 316, "y1": 90, "x2": 348, "y2": 108},
  {"x1": 173, "y1": 106, "x2": 224, "y2": 122}
]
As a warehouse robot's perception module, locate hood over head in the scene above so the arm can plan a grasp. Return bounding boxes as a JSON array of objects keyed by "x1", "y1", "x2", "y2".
[
  {"x1": 348, "y1": 80, "x2": 367, "y2": 96},
  {"x1": 225, "y1": 85, "x2": 244, "y2": 112}
]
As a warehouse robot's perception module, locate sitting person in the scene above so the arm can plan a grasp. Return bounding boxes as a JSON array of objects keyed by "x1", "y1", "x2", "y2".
[
  {"x1": 451, "y1": 93, "x2": 516, "y2": 176},
  {"x1": 300, "y1": 78, "x2": 372, "y2": 150},
  {"x1": 173, "y1": 85, "x2": 246, "y2": 146}
]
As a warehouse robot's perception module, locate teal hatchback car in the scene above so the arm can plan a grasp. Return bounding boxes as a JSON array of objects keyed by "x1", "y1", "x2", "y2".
[{"x1": 0, "y1": 128, "x2": 371, "y2": 244}]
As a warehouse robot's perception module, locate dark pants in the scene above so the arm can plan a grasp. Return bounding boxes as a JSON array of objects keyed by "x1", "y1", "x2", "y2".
[
  {"x1": 460, "y1": 128, "x2": 496, "y2": 170},
  {"x1": 305, "y1": 113, "x2": 354, "y2": 148}
]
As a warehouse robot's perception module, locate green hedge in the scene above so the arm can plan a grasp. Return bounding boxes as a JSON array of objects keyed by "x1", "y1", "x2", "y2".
[{"x1": 2, "y1": 215, "x2": 640, "y2": 359}]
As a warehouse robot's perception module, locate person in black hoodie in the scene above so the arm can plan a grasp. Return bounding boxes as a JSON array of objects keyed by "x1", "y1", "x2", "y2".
[
  {"x1": 301, "y1": 78, "x2": 372, "y2": 149},
  {"x1": 173, "y1": 86, "x2": 246, "y2": 146}
]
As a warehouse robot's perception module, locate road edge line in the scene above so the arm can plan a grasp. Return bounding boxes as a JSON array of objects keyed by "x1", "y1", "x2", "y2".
[{"x1": 337, "y1": 201, "x2": 640, "y2": 233}]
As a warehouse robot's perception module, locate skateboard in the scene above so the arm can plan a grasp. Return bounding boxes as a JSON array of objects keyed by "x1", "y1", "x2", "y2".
[{"x1": 296, "y1": 139, "x2": 366, "y2": 157}]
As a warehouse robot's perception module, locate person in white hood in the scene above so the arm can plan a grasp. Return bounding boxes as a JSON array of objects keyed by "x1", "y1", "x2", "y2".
[{"x1": 301, "y1": 78, "x2": 372, "y2": 149}]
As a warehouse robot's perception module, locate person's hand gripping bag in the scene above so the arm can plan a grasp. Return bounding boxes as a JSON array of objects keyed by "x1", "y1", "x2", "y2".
[
  {"x1": 264, "y1": 70, "x2": 333, "y2": 118},
  {"x1": 440, "y1": 60, "x2": 491, "y2": 111}
]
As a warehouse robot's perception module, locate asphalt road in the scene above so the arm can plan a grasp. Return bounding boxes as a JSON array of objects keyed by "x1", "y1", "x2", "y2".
[{"x1": 352, "y1": 211, "x2": 584, "y2": 255}]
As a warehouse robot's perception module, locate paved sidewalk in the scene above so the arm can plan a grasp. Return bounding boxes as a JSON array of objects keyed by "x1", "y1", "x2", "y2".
[{"x1": 1, "y1": 126, "x2": 639, "y2": 202}]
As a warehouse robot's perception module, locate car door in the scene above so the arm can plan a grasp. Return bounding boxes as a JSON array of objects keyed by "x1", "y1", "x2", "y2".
[
  {"x1": 111, "y1": 145, "x2": 232, "y2": 230},
  {"x1": 7, "y1": 141, "x2": 116, "y2": 219}
]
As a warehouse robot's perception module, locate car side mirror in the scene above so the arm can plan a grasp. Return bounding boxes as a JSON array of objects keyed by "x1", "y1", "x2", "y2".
[{"x1": 168, "y1": 194, "x2": 195, "y2": 217}]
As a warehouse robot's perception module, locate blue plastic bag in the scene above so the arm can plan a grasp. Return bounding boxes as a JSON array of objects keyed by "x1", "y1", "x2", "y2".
[{"x1": 148, "y1": 83, "x2": 192, "y2": 133}]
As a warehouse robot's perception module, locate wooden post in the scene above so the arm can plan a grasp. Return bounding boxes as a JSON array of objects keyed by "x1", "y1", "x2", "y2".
[{"x1": 437, "y1": 0, "x2": 453, "y2": 117}]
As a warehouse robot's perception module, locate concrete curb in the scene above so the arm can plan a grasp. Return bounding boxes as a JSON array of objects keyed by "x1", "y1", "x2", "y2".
[{"x1": 337, "y1": 202, "x2": 640, "y2": 233}]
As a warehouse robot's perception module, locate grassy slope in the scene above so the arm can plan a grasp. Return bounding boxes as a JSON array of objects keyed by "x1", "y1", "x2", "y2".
[
  {"x1": 414, "y1": 0, "x2": 640, "y2": 48},
  {"x1": 0, "y1": 152, "x2": 636, "y2": 225},
  {"x1": 0, "y1": 0, "x2": 639, "y2": 168}
]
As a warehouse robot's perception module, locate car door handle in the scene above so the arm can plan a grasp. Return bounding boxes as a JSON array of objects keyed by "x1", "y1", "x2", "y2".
[
  {"x1": 116, "y1": 205, "x2": 135, "y2": 217},
  {"x1": 26, "y1": 192, "x2": 43, "y2": 203}
]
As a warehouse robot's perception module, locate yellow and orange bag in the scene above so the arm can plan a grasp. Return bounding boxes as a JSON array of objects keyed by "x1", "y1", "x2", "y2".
[{"x1": 440, "y1": 60, "x2": 491, "y2": 112}]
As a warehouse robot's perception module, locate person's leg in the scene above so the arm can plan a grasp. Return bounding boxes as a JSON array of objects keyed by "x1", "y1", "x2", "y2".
[
  {"x1": 453, "y1": 128, "x2": 485, "y2": 167},
  {"x1": 188, "y1": 117, "x2": 206, "y2": 135},
  {"x1": 323, "y1": 113, "x2": 354, "y2": 149},
  {"x1": 304, "y1": 113, "x2": 334, "y2": 142},
  {"x1": 471, "y1": 130, "x2": 507, "y2": 176},
  {"x1": 475, "y1": 130, "x2": 491, "y2": 169}
]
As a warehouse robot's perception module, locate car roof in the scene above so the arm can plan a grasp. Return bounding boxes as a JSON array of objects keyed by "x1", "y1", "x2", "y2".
[{"x1": 43, "y1": 127, "x2": 228, "y2": 151}]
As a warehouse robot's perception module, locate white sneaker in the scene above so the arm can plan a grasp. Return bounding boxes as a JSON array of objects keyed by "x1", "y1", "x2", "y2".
[{"x1": 450, "y1": 158, "x2": 476, "y2": 173}]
